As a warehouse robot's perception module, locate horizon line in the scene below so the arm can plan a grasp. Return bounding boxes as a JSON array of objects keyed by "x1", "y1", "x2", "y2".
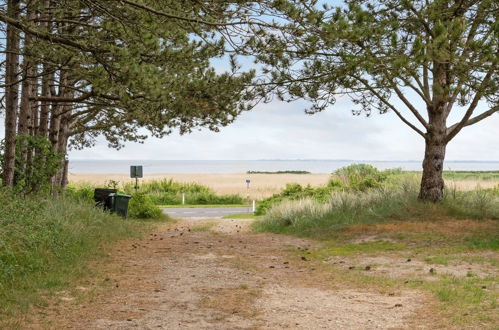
[{"x1": 69, "y1": 159, "x2": 499, "y2": 163}]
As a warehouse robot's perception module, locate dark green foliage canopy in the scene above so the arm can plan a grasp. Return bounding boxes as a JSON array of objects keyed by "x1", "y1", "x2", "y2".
[{"x1": 1, "y1": 0, "x2": 257, "y2": 149}]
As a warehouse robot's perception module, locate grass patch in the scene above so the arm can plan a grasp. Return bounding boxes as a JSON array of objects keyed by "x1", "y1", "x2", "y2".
[
  {"x1": 222, "y1": 213, "x2": 259, "y2": 219},
  {"x1": 0, "y1": 190, "x2": 157, "y2": 326},
  {"x1": 253, "y1": 182, "x2": 498, "y2": 239},
  {"x1": 464, "y1": 235, "x2": 499, "y2": 250},
  {"x1": 424, "y1": 256, "x2": 451, "y2": 266},
  {"x1": 310, "y1": 240, "x2": 406, "y2": 257},
  {"x1": 418, "y1": 275, "x2": 498, "y2": 325},
  {"x1": 443, "y1": 171, "x2": 499, "y2": 181}
]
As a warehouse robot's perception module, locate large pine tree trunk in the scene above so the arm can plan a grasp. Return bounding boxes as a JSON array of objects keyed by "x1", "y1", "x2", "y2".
[
  {"x1": 419, "y1": 136, "x2": 446, "y2": 201},
  {"x1": 16, "y1": 7, "x2": 37, "y2": 181},
  {"x1": 418, "y1": 110, "x2": 447, "y2": 202},
  {"x1": 2, "y1": 0, "x2": 21, "y2": 187}
]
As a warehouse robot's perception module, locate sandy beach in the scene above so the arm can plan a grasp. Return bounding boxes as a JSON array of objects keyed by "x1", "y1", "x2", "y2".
[
  {"x1": 68, "y1": 173, "x2": 331, "y2": 199},
  {"x1": 68, "y1": 173, "x2": 497, "y2": 199}
]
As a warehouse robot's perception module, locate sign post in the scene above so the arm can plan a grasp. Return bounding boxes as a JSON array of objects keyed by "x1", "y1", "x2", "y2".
[
  {"x1": 245, "y1": 179, "x2": 251, "y2": 206},
  {"x1": 130, "y1": 165, "x2": 143, "y2": 191}
]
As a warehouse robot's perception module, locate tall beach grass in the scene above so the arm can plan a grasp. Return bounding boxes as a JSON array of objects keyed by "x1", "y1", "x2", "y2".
[
  {"x1": 0, "y1": 190, "x2": 150, "y2": 322},
  {"x1": 253, "y1": 179, "x2": 499, "y2": 239}
]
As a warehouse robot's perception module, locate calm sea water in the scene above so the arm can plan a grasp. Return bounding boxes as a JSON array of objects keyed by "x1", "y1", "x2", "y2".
[{"x1": 68, "y1": 160, "x2": 499, "y2": 174}]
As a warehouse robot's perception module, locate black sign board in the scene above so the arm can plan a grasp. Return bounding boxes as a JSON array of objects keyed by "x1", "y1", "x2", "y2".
[{"x1": 130, "y1": 165, "x2": 143, "y2": 178}]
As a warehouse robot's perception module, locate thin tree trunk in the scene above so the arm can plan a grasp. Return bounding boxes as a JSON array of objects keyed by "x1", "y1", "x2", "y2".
[
  {"x1": 17, "y1": 7, "x2": 37, "y2": 181},
  {"x1": 38, "y1": 70, "x2": 52, "y2": 137},
  {"x1": 48, "y1": 72, "x2": 66, "y2": 148},
  {"x1": 61, "y1": 158, "x2": 69, "y2": 189},
  {"x1": 37, "y1": 0, "x2": 52, "y2": 138},
  {"x1": 52, "y1": 102, "x2": 71, "y2": 189},
  {"x1": 18, "y1": 32, "x2": 36, "y2": 136},
  {"x1": 2, "y1": 0, "x2": 21, "y2": 187}
]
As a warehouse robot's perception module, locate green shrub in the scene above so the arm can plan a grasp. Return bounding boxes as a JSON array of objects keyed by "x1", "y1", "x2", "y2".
[
  {"x1": 79, "y1": 179, "x2": 246, "y2": 206},
  {"x1": 64, "y1": 183, "x2": 94, "y2": 203},
  {"x1": 128, "y1": 193, "x2": 164, "y2": 219},
  {"x1": 332, "y1": 163, "x2": 387, "y2": 191},
  {"x1": 122, "y1": 179, "x2": 211, "y2": 195},
  {"x1": 185, "y1": 192, "x2": 243, "y2": 205}
]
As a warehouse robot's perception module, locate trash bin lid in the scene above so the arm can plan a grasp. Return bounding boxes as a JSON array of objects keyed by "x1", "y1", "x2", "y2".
[{"x1": 113, "y1": 193, "x2": 132, "y2": 198}]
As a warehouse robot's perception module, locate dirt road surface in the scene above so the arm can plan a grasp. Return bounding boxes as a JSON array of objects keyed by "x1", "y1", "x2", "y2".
[
  {"x1": 31, "y1": 217, "x2": 438, "y2": 329},
  {"x1": 163, "y1": 207, "x2": 252, "y2": 218}
]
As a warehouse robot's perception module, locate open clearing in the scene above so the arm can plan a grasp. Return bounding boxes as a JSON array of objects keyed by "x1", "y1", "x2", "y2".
[
  {"x1": 69, "y1": 173, "x2": 498, "y2": 199},
  {"x1": 23, "y1": 216, "x2": 498, "y2": 329}
]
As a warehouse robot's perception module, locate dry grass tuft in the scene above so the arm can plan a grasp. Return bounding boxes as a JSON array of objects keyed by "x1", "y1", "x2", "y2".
[{"x1": 344, "y1": 219, "x2": 498, "y2": 237}]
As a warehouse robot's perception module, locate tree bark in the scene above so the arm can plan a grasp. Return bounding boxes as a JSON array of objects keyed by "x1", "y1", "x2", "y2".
[
  {"x1": 48, "y1": 71, "x2": 67, "y2": 148},
  {"x1": 2, "y1": 0, "x2": 21, "y2": 187},
  {"x1": 51, "y1": 94, "x2": 72, "y2": 190},
  {"x1": 419, "y1": 106, "x2": 447, "y2": 202},
  {"x1": 60, "y1": 158, "x2": 69, "y2": 189},
  {"x1": 16, "y1": 7, "x2": 37, "y2": 181},
  {"x1": 419, "y1": 135, "x2": 446, "y2": 201},
  {"x1": 38, "y1": 70, "x2": 52, "y2": 138}
]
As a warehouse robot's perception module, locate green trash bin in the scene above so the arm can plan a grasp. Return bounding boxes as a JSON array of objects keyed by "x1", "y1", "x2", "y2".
[{"x1": 110, "y1": 193, "x2": 132, "y2": 218}]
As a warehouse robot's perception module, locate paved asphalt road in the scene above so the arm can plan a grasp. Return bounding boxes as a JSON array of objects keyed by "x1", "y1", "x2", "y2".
[{"x1": 163, "y1": 207, "x2": 252, "y2": 218}]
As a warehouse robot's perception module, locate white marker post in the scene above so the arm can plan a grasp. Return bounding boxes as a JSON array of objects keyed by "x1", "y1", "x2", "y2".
[
  {"x1": 182, "y1": 193, "x2": 185, "y2": 205},
  {"x1": 252, "y1": 200, "x2": 256, "y2": 213}
]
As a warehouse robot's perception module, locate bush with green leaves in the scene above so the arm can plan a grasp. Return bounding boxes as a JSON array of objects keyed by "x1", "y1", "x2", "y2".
[
  {"x1": 128, "y1": 193, "x2": 164, "y2": 219},
  {"x1": 122, "y1": 179, "x2": 211, "y2": 195},
  {"x1": 64, "y1": 183, "x2": 95, "y2": 203},
  {"x1": 332, "y1": 164, "x2": 388, "y2": 191}
]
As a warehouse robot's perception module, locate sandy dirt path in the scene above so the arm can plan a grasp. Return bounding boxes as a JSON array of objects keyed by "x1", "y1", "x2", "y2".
[{"x1": 32, "y1": 218, "x2": 438, "y2": 329}]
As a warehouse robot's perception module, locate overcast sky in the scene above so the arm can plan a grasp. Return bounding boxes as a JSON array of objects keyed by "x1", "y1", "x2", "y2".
[
  {"x1": 65, "y1": 96, "x2": 497, "y2": 161},
  {"x1": 1, "y1": 93, "x2": 497, "y2": 161}
]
